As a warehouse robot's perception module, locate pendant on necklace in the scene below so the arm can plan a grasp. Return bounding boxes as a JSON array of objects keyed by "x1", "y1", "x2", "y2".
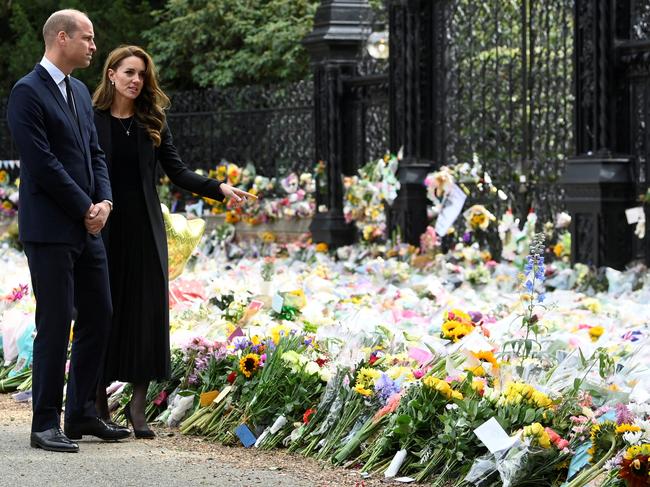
[{"x1": 126, "y1": 130, "x2": 130, "y2": 136}]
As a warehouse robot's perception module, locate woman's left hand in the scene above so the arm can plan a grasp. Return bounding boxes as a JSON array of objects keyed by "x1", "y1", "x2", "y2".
[{"x1": 219, "y1": 183, "x2": 257, "y2": 206}]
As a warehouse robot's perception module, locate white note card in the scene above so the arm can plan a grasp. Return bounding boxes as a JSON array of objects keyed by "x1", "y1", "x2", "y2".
[
  {"x1": 473, "y1": 417, "x2": 518, "y2": 453},
  {"x1": 435, "y1": 183, "x2": 467, "y2": 236},
  {"x1": 626, "y1": 206, "x2": 645, "y2": 225},
  {"x1": 272, "y1": 294, "x2": 284, "y2": 313}
]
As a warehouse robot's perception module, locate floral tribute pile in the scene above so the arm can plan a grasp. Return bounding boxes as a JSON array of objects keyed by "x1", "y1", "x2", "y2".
[
  {"x1": 157, "y1": 161, "x2": 316, "y2": 225},
  {"x1": 2, "y1": 154, "x2": 650, "y2": 486},
  {"x1": 2, "y1": 219, "x2": 650, "y2": 487}
]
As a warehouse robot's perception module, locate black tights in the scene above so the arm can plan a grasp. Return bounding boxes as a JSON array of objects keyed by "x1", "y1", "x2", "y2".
[{"x1": 96, "y1": 381, "x2": 149, "y2": 430}]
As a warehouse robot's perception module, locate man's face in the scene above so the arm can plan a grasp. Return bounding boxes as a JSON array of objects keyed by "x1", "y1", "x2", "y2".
[{"x1": 64, "y1": 16, "x2": 96, "y2": 69}]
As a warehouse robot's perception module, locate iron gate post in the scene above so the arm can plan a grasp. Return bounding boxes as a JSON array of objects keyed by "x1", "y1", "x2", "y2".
[
  {"x1": 386, "y1": 0, "x2": 446, "y2": 246},
  {"x1": 304, "y1": 0, "x2": 372, "y2": 247},
  {"x1": 561, "y1": 0, "x2": 636, "y2": 269}
]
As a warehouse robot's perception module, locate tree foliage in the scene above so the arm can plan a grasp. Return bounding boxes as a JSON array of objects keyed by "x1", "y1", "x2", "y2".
[
  {"x1": 142, "y1": 0, "x2": 319, "y2": 90},
  {"x1": 0, "y1": 0, "x2": 387, "y2": 96},
  {"x1": 0, "y1": 0, "x2": 156, "y2": 97}
]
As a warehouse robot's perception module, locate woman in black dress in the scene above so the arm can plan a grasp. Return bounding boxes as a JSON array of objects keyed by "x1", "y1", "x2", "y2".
[{"x1": 92, "y1": 46, "x2": 254, "y2": 438}]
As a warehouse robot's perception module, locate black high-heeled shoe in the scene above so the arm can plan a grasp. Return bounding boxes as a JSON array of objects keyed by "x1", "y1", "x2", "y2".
[{"x1": 125, "y1": 402, "x2": 156, "y2": 439}]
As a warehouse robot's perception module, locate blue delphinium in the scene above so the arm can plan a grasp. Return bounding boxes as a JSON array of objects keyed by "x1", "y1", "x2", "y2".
[
  {"x1": 524, "y1": 233, "x2": 546, "y2": 304},
  {"x1": 511, "y1": 233, "x2": 547, "y2": 360},
  {"x1": 374, "y1": 373, "x2": 400, "y2": 404}
]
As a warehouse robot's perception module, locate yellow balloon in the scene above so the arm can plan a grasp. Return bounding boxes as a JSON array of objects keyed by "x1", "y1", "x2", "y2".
[{"x1": 161, "y1": 204, "x2": 205, "y2": 280}]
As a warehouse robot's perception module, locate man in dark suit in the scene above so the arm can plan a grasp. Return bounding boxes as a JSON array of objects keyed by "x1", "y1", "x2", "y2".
[{"x1": 7, "y1": 9, "x2": 130, "y2": 452}]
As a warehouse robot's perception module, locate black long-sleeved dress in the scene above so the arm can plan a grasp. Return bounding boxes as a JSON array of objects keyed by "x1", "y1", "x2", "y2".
[{"x1": 95, "y1": 111, "x2": 224, "y2": 383}]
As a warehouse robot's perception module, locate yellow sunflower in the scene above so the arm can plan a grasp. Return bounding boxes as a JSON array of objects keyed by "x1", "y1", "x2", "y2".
[{"x1": 239, "y1": 353, "x2": 260, "y2": 378}]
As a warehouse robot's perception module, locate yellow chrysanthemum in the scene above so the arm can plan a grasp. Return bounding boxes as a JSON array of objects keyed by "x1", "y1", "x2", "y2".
[
  {"x1": 624, "y1": 444, "x2": 650, "y2": 460},
  {"x1": 353, "y1": 367, "x2": 381, "y2": 396},
  {"x1": 239, "y1": 353, "x2": 260, "y2": 378},
  {"x1": 354, "y1": 385, "x2": 373, "y2": 396}
]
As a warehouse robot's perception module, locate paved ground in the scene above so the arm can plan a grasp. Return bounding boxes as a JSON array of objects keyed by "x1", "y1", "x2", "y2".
[
  {"x1": 0, "y1": 394, "x2": 393, "y2": 487},
  {"x1": 0, "y1": 422, "x2": 310, "y2": 487}
]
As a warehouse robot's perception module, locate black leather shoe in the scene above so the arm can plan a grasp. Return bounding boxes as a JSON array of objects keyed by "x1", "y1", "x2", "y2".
[
  {"x1": 30, "y1": 427, "x2": 79, "y2": 452},
  {"x1": 64, "y1": 416, "x2": 131, "y2": 441}
]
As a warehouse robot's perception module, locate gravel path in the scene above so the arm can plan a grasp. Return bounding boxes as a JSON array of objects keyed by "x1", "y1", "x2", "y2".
[{"x1": 0, "y1": 394, "x2": 404, "y2": 487}]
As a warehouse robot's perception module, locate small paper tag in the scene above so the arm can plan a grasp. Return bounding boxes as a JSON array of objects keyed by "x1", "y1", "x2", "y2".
[
  {"x1": 272, "y1": 294, "x2": 284, "y2": 313},
  {"x1": 234, "y1": 424, "x2": 257, "y2": 448},
  {"x1": 213, "y1": 385, "x2": 232, "y2": 405},
  {"x1": 227, "y1": 326, "x2": 244, "y2": 342},
  {"x1": 473, "y1": 417, "x2": 518, "y2": 453},
  {"x1": 626, "y1": 206, "x2": 645, "y2": 225}
]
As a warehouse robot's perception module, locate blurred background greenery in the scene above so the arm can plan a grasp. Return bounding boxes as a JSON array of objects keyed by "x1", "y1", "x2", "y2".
[{"x1": 0, "y1": 0, "x2": 384, "y2": 96}]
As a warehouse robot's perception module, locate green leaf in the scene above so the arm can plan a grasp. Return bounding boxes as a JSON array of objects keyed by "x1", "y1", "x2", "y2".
[{"x1": 524, "y1": 408, "x2": 536, "y2": 424}]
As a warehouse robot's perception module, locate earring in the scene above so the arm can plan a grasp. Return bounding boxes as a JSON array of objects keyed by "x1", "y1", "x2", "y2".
[{"x1": 110, "y1": 80, "x2": 115, "y2": 86}]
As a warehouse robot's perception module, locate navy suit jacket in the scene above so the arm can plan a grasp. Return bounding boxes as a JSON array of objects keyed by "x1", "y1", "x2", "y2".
[{"x1": 7, "y1": 63, "x2": 111, "y2": 243}]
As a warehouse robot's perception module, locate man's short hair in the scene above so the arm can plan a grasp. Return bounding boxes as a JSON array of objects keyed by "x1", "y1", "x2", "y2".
[{"x1": 42, "y1": 9, "x2": 87, "y2": 46}]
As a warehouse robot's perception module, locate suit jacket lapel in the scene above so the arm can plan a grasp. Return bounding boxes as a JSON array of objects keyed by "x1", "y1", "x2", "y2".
[
  {"x1": 95, "y1": 110, "x2": 112, "y2": 176},
  {"x1": 71, "y1": 83, "x2": 88, "y2": 157},
  {"x1": 36, "y1": 65, "x2": 85, "y2": 153}
]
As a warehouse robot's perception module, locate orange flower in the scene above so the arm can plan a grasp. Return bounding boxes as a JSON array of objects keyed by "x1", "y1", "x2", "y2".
[{"x1": 225, "y1": 211, "x2": 240, "y2": 224}]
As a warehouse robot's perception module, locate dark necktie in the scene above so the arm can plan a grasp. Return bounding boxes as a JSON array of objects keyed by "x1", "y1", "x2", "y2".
[{"x1": 64, "y1": 76, "x2": 77, "y2": 120}]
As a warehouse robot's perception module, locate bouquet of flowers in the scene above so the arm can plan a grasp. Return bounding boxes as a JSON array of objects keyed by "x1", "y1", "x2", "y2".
[{"x1": 343, "y1": 154, "x2": 400, "y2": 243}]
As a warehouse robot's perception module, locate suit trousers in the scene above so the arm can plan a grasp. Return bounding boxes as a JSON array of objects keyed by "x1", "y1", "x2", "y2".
[{"x1": 23, "y1": 234, "x2": 112, "y2": 432}]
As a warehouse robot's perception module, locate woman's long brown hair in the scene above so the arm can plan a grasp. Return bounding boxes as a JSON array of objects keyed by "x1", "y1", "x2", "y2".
[{"x1": 92, "y1": 45, "x2": 170, "y2": 147}]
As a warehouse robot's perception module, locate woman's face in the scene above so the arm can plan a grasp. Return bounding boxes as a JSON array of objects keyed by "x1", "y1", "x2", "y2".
[{"x1": 108, "y1": 55, "x2": 146, "y2": 102}]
